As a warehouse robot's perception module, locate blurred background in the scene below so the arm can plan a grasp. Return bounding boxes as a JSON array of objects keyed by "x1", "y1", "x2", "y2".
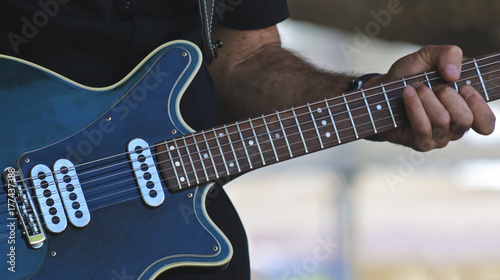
[{"x1": 224, "y1": 1, "x2": 500, "y2": 280}]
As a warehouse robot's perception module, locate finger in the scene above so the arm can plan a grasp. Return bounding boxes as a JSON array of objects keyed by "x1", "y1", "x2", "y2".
[
  {"x1": 434, "y1": 85, "x2": 473, "y2": 139},
  {"x1": 402, "y1": 85, "x2": 434, "y2": 151},
  {"x1": 412, "y1": 83, "x2": 451, "y2": 146},
  {"x1": 388, "y1": 45, "x2": 463, "y2": 82},
  {"x1": 458, "y1": 85, "x2": 496, "y2": 135},
  {"x1": 417, "y1": 45, "x2": 463, "y2": 82}
]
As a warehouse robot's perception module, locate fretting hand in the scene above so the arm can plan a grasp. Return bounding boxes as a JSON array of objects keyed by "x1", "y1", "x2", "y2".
[{"x1": 366, "y1": 45, "x2": 496, "y2": 151}]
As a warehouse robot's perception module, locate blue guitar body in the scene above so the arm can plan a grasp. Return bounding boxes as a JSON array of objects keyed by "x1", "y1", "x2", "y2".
[{"x1": 0, "y1": 41, "x2": 232, "y2": 279}]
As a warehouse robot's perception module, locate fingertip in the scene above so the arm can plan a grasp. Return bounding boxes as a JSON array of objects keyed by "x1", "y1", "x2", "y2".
[
  {"x1": 404, "y1": 85, "x2": 416, "y2": 97},
  {"x1": 459, "y1": 85, "x2": 475, "y2": 98},
  {"x1": 443, "y1": 64, "x2": 460, "y2": 81}
]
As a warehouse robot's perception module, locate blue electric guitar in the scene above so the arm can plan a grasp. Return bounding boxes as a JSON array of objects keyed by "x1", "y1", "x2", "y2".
[{"x1": 0, "y1": 40, "x2": 499, "y2": 279}]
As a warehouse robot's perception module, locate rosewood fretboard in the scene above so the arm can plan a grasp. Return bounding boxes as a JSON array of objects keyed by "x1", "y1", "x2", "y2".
[{"x1": 157, "y1": 52, "x2": 500, "y2": 192}]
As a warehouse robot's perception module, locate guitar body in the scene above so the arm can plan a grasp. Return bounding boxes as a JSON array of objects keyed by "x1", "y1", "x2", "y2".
[{"x1": 0, "y1": 41, "x2": 232, "y2": 279}]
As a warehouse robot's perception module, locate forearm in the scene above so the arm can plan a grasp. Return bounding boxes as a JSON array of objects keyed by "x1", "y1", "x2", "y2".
[{"x1": 210, "y1": 43, "x2": 355, "y2": 123}]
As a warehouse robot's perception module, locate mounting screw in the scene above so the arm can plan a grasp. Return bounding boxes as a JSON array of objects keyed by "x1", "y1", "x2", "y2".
[
  {"x1": 24, "y1": 158, "x2": 30, "y2": 163},
  {"x1": 181, "y1": 52, "x2": 188, "y2": 58},
  {"x1": 212, "y1": 246, "x2": 219, "y2": 252},
  {"x1": 187, "y1": 193, "x2": 193, "y2": 198},
  {"x1": 105, "y1": 116, "x2": 112, "y2": 122},
  {"x1": 50, "y1": 251, "x2": 57, "y2": 257},
  {"x1": 171, "y1": 129, "x2": 177, "y2": 135}
]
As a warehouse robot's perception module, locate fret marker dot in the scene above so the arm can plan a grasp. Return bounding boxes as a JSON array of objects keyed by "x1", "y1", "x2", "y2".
[
  {"x1": 229, "y1": 162, "x2": 235, "y2": 168},
  {"x1": 170, "y1": 146, "x2": 175, "y2": 150},
  {"x1": 466, "y1": 80, "x2": 471, "y2": 85},
  {"x1": 376, "y1": 105, "x2": 382, "y2": 110},
  {"x1": 203, "y1": 153, "x2": 208, "y2": 159},
  {"x1": 175, "y1": 161, "x2": 180, "y2": 167},
  {"x1": 248, "y1": 140, "x2": 254, "y2": 146},
  {"x1": 321, "y1": 120, "x2": 327, "y2": 126},
  {"x1": 317, "y1": 108, "x2": 322, "y2": 113},
  {"x1": 275, "y1": 133, "x2": 280, "y2": 139},
  {"x1": 325, "y1": 132, "x2": 331, "y2": 138},
  {"x1": 180, "y1": 177, "x2": 186, "y2": 182},
  {"x1": 218, "y1": 133, "x2": 224, "y2": 138}
]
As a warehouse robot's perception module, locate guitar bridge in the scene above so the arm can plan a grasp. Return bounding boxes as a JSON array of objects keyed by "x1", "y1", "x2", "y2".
[{"x1": 2, "y1": 167, "x2": 45, "y2": 249}]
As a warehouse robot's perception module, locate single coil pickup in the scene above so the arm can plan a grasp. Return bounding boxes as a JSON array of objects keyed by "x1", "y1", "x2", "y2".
[
  {"x1": 53, "y1": 159, "x2": 90, "y2": 228},
  {"x1": 127, "y1": 138, "x2": 165, "y2": 207},
  {"x1": 30, "y1": 164, "x2": 67, "y2": 233}
]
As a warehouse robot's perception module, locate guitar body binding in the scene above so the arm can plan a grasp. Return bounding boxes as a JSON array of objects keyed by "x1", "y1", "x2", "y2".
[{"x1": 0, "y1": 40, "x2": 233, "y2": 280}]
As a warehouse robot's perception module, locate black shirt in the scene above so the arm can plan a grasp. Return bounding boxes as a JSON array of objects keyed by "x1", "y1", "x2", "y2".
[{"x1": 0, "y1": 0, "x2": 288, "y2": 278}]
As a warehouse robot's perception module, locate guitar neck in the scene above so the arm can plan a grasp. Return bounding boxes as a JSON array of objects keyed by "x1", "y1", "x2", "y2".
[{"x1": 158, "y1": 52, "x2": 500, "y2": 192}]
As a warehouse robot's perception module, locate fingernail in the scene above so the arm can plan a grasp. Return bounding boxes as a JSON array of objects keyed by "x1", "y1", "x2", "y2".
[
  {"x1": 434, "y1": 84, "x2": 447, "y2": 92},
  {"x1": 461, "y1": 85, "x2": 474, "y2": 97},
  {"x1": 411, "y1": 82, "x2": 423, "y2": 89},
  {"x1": 405, "y1": 86, "x2": 416, "y2": 97},
  {"x1": 445, "y1": 64, "x2": 460, "y2": 78}
]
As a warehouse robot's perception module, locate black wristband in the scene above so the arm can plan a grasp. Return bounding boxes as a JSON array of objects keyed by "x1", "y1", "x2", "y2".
[{"x1": 346, "y1": 73, "x2": 381, "y2": 92}]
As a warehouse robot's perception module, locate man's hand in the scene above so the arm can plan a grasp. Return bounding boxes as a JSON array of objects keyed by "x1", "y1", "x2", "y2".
[{"x1": 367, "y1": 45, "x2": 496, "y2": 151}]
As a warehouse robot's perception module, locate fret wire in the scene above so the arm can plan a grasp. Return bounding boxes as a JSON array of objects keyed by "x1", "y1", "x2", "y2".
[
  {"x1": 182, "y1": 137, "x2": 199, "y2": 185},
  {"x1": 174, "y1": 139, "x2": 191, "y2": 187},
  {"x1": 277, "y1": 112, "x2": 294, "y2": 158},
  {"x1": 159, "y1": 62, "x2": 500, "y2": 181},
  {"x1": 160, "y1": 71, "x2": 500, "y2": 183},
  {"x1": 402, "y1": 77, "x2": 407, "y2": 86},
  {"x1": 192, "y1": 134, "x2": 209, "y2": 181},
  {"x1": 292, "y1": 107, "x2": 309, "y2": 153},
  {"x1": 166, "y1": 71, "x2": 496, "y2": 181},
  {"x1": 381, "y1": 84, "x2": 397, "y2": 128},
  {"x1": 424, "y1": 72, "x2": 433, "y2": 89},
  {"x1": 6, "y1": 58, "x2": 500, "y2": 199},
  {"x1": 167, "y1": 72, "x2": 499, "y2": 181},
  {"x1": 282, "y1": 79, "x2": 495, "y2": 148},
  {"x1": 224, "y1": 125, "x2": 241, "y2": 172},
  {"x1": 324, "y1": 98, "x2": 341, "y2": 144},
  {"x1": 213, "y1": 129, "x2": 230, "y2": 176},
  {"x1": 342, "y1": 94, "x2": 359, "y2": 139},
  {"x1": 202, "y1": 131, "x2": 219, "y2": 179},
  {"x1": 262, "y1": 115, "x2": 280, "y2": 162},
  {"x1": 186, "y1": 113, "x2": 406, "y2": 179},
  {"x1": 454, "y1": 82, "x2": 459, "y2": 91},
  {"x1": 165, "y1": 142, "x2": 183, "y2": 189},
  {"x1": 249, "y1": 119, "x2": 266, "y2": 165},
  {"x1": 361, "y1": 89, "x2": 377, "y2": 133},
  {"x1": 473, "y1": 58, "x2": 490, "y2": 101},
  {"x1": 236, "y1": 121, "x2": 253, "y2": 169},
  {"x1": 183, "y1": 62, "x2": 500, "y2": 167},
  {"x1": 307, "y1": 104, "x2": 324, "y2": 149}
]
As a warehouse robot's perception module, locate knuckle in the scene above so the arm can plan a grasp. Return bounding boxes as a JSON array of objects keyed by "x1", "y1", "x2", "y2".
[
  {"x1": 435, "y1": 112, "x2": 451, "y2": 129},
  {"x1": 413, "y1": 138, "x2": 434, "y2": 152},
  {"x1": 445, "y1": 45, "x2": 463, "y2": 57},
  {"x1": 414, "y1": 125, "x2": 432, "y2": 139},
  {"x1": 452, "y1": 113, "x2": 473, "y2": 133},
  {"x1": 435, "y1": 140, "x2": 450, "y2": 149}
]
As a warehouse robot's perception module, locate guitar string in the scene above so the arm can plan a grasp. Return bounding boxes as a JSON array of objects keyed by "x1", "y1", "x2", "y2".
[
  {"x1": 1, "y1": 79, "x2": 499, "y2": 231},
  {"x1": 0, "y1": 60, "x2": 500, "y2": 212},
  {"x1": 2, "y1": 55, "x2": 496, "y2": 194},
  {"x1": 0, "y1": 76, "x2": 498, "y2": 226},
  {"x1": 0, "y1": 55, "x2": 499, "y2": 211},
  {"x1": 4, "y1": 52, "x2": 498, "y2": 188},
  {"x1": 0, "y1": 113, "x2": 407, "y2": 230},
  {"x1": 3, "y1": 76, "x2": 499, "y2": 232},
  {"x1": 141, "y1": 74, "x2": 500, "y2": 188}
]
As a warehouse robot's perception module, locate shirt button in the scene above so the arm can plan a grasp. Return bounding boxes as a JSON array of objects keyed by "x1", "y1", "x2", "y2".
[{"x1": 124, "y1": 0, "x2": 133, "y2": 11}]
